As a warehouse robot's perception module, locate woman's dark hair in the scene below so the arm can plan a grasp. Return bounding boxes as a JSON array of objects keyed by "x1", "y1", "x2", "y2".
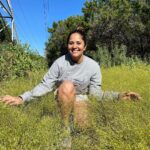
[{"x1": 67, "y1": 27, "x2": 87, "y2": 46}]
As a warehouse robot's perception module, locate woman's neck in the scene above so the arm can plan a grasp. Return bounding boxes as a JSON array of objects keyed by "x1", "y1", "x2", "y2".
[{"x1": 72, "y1": 55, "x2": 84, "y2": 64}]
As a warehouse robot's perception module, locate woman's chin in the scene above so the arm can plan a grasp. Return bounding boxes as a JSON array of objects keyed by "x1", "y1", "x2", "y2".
[
  {"x1": 71, "y1": 55, "x2": 84, "y2": 63},
  {"x1": 70, "y1": 53, "x2": 79, "y2": 59}
]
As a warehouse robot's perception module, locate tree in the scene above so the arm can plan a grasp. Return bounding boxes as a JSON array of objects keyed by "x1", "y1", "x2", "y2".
[{"x1": 83, "y1": 0, "x2": 150, "y2": 63}]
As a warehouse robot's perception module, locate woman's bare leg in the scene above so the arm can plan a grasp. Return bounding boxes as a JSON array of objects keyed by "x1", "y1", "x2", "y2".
[
  {"x1": 74, "y1": 101, "x2": 89, "y2": 129},
  {"x1": 57, "y1": 80, "x2": 75, "y2": 127}
]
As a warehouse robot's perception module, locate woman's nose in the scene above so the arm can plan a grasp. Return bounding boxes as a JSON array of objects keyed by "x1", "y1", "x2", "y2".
[{"x1": 72, "y1": 43, "x2": 77, "y2": 48}]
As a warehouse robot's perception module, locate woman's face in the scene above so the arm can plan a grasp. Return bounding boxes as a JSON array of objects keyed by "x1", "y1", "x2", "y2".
[{"x1": 67, "y1": 33, "x2": 86, "y2": 63}]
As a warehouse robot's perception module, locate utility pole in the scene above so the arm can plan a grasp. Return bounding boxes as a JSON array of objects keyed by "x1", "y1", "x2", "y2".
[{"x1": 0, "y1": 0, "x2": 18, "y2": 42}]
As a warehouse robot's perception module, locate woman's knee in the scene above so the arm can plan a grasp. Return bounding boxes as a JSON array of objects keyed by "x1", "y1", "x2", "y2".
[{"x1": 58, "y1": 80, "x2": 75, "y2": 97}]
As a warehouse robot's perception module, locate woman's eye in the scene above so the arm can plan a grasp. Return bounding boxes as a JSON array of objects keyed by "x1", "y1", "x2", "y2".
[
  {"x1": 77, "y1": 42, "x2": 81, "y2": 45},
  {"x1": 68, "y1": 41, "x2": 82, "y2": 45},
  {"x1": 69, "y1": 42, "x2": 73, "y2": 45}
]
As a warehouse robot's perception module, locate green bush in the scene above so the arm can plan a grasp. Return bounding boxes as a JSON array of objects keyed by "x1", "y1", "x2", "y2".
[
  {"x1": 86, "y1": 45, "x2": 128, "y2": 67},
  {"x1": 0, "y1": 43, "x2": 46, "y2": 81}
]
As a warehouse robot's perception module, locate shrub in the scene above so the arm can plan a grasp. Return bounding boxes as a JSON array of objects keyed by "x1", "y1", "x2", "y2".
[
  {"x1": 0, "y1": 43, "x2": 46, "y2": 81},
  {"x1": 86, "y1": 45, "x2": 128, "y2": 67}
]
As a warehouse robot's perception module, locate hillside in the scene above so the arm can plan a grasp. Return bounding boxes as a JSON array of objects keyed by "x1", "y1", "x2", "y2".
[{"x1": 0, "y1": 63, "x2": 150, "y2": 150}]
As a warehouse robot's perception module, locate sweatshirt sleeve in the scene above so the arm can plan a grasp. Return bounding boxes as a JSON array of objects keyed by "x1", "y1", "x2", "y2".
[
  {"x1": 89, "y1": 63, "x2": 119, "y2": 101},
  {"x1": 20, "y1": 61, "x2": 59, "y2": 101}
]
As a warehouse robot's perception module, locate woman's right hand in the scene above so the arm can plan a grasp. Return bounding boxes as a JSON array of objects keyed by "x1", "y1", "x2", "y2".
[{"x1": 0, "y1": 95, "x2": 24, "y2": 106}]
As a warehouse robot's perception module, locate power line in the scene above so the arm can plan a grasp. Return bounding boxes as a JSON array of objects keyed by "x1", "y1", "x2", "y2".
[
  {"x1": 43, "y1": 0, "x2": 49, "y2": 41},
  {"x1": 13, "y1": 14, "x2": 28, "y2": 43},
  {"x1": 7, "y1": 0, "x2": 19, "y2": 41},
  {"x1": 14, "y1": 0, "x2": 39, "y2": 51},
  {"x1": 11, "y1": 1, "x2": 31, "y2": 44}
]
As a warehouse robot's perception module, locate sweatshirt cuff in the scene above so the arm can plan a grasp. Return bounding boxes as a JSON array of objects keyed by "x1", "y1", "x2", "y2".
[
  {"x1": 103, "y1": 91, "x2": 120, "y2": 101},
  {"x1": 94, "y1": 91, "x2": 119, "y2": 101},
  {"x1": 19, "y1": 91, "x2": 33, "y2": 102}
]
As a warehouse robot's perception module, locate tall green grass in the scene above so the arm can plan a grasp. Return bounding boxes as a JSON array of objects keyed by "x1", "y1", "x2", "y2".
[{"x1": 0, "y1": 63, "x2": 150, "y2": 150}]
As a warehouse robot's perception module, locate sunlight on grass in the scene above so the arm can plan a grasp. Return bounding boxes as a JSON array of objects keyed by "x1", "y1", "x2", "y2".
[{"x1": 0, "y1": 64, "x2": 150, "y2": 149}]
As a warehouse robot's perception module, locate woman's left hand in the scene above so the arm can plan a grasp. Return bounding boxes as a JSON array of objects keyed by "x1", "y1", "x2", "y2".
[
  {"x1": 0, "y1": 95, "x2": 24, "y2": 106},
  {"x1": 119, "y1": 91, "x2": 142, "y2": 101}
]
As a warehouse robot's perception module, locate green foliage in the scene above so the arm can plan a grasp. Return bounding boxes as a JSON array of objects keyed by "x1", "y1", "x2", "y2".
[
  {"x1": 86, "y1": 44, "x2": 127, "y2": 67},
  {"x1": 85, "y1": 0, "x2": 150, "y2": 63},
  {"x1": 0, "y1": 43, "x2": 46, "y2": 81},
  {"x1": 0, "y1": 64, "x2": 149, "y2": 149}
]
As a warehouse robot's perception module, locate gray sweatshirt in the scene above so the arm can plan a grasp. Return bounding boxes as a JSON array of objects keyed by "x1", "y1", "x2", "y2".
[{"x1": 20, "y1": 53, "x2": 119, "y2": 101}]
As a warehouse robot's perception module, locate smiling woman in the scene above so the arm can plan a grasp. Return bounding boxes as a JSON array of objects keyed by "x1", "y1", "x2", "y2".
[
  {"x1": 67, "y1": 27, "x2": 87, "y2": 63},
  {"x1": 0, "y1": 27, "x2": 141, "y2": 149}
]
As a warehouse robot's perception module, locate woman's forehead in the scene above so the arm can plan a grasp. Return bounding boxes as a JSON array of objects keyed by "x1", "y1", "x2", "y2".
[{"x1": 69, "y1": 33, "x2": 83, "y2": 40}]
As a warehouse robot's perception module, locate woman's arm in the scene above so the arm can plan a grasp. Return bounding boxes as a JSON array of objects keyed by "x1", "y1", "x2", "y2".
[
  {"x1": 0, "y1": 61, "x2": 60, "y2": 105},
  {"x1": 89, "y1": 64, "x2": 141, "y2": 101}
]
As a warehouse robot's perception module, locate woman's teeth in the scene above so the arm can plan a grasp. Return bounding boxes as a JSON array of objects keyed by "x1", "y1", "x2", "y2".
[{"x1": 72, "y1": 49, "x2": 79, "y2": 52}]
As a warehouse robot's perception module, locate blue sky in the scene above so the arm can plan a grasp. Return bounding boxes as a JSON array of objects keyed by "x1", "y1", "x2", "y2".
[{"x1": 3, "y1": 0, "x2": 86, "y2": 56}]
